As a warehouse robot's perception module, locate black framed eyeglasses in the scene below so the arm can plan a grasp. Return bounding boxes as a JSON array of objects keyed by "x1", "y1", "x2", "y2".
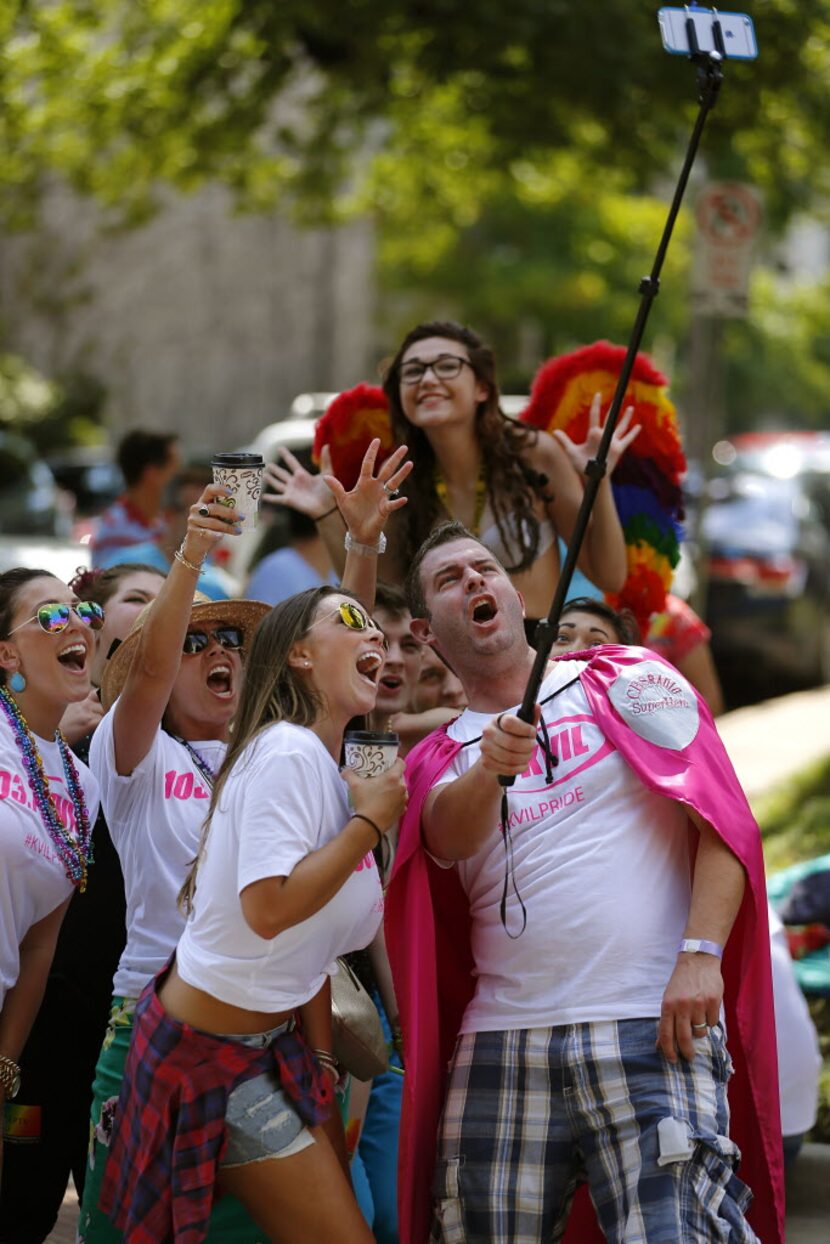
[
  {"x1": 182, "y1": 627, "x2": 244, "y2": 656},
  {"x1": 309, "y1": 601, "x2": 389, "y2": 650},
  {"x1": 9, "y1": 600, "x2": 105, "y2": 636},
  {"x1": 398, "y1": 354, "x2": 473, "y2": 386}
]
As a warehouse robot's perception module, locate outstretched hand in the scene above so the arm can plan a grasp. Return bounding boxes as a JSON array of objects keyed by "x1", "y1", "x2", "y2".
[
  {"x1": 262, "y1": 446, "x2": 336, "y2": 519},
  {"x1": 553, "y1": 391, "x2": 641, "y2": 477},
  {"x1": 325, "y1": 439, "x2": 412, "y2": 546}
]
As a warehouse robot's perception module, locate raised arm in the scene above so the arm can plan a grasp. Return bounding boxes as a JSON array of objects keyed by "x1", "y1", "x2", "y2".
[
  {"x1": 262, "y1": 442, "x2": 409, "y2": 588},
  {"x1": 111, "y1": 483, "x2": 243, "y2": 775},
  {"x1": 325, "y1": 439, "x2": 412, "y2": 611},
  {"x1": 533, "y1": 393, "x2": 640, "y2": 593}
]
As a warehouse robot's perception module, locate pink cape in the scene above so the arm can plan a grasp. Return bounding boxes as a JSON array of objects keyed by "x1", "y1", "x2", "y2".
[{"x1": 385, "y1": 647, "x2": 784, "y2": 1244}]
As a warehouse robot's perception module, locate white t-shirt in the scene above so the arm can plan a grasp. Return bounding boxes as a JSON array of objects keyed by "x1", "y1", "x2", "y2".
[
  {"x1": 769, "y1": 904, "x2": 821, "y2": 1136},
  {"x1": 0, "y1": 714, "x2": 100, "y2": 1008},
  {"x1": 89, "y1": 706, "x2": 226, "y2": 999},
  {"x1": 176, "y1": 722, "x2": 384, "y2": 1012},
  {"x1": 433, "y1": 661, "x2": 691, "y2": 1032}
]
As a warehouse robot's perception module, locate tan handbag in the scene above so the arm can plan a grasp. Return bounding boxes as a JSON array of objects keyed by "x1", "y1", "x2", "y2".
[{"x1": 331, "y1": 957, "x2": 389, "y2": 1081}]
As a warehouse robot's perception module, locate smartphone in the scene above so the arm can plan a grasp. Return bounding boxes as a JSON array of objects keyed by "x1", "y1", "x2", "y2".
[{"x1": 658, "y1": 7, "x2": 758, "y2": 60}]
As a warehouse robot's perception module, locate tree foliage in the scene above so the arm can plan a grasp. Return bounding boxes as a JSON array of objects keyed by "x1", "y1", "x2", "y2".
[
  {"x1": 1, "y1": 2, "x2": 828, "y2": 431},
  {"x1": 0, "y1": 1, "x2": 828, "y2": 227}
]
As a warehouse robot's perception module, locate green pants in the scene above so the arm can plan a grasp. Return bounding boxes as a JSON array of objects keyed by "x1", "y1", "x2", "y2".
[{"x1": 77, "y1": 997, "x2": 266, "y2": 1244}]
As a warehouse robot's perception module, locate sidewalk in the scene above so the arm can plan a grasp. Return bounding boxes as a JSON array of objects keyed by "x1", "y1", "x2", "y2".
[{"x1": 717, "y1": 684, "x2": 830, "y2": 803}]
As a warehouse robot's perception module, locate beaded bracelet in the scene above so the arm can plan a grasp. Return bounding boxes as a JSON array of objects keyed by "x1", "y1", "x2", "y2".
[{"x1": 174, "y1": 545, "x2": 205, "y2": 574}]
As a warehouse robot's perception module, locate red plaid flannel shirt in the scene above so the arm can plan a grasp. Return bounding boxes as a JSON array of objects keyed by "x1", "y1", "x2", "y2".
[{"x1": 100, "y1": 974, "x2": 333, "y2": 1243}]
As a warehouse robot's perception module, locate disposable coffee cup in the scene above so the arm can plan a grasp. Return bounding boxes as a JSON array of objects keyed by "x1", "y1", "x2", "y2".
[
  {"x1": 344, "y1": 730, "x2": 399, "y2": 779},
  {"x1": 211, "y1": 453, "x2": 265, "y2": 529}
]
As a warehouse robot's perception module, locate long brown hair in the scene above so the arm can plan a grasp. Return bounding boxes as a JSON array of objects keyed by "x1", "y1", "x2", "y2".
[
  {"x1": 383, "y1": 321, "x2": 544, "y2": 574},
  {"x1": 179, "y1": 585, "x2": 342, "y2": 913}
]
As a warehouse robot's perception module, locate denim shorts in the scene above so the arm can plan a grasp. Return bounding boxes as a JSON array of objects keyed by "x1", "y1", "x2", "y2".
[{"x1": 220, "y1": 1022, "x2": 316, "y2": 1168}]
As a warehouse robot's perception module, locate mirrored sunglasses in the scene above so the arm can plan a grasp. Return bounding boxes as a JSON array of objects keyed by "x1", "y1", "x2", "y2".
[
  {"x1": 9, "y1": 600, "x2": 105, "y2": 636},
  {"x1": 309, "y1": 601, "x2": 388, "y2": 649},
  {"x1": 182, "y1": 626, "x2": 244, "y2": 656}
]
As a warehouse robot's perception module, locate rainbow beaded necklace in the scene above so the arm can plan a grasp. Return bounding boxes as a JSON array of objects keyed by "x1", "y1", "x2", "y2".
[{"x1": 0, "y1": 685, "x2": 93, "y2": 892}]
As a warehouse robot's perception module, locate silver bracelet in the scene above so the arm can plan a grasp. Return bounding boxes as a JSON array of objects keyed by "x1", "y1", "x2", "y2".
[
  {"x1": 174, "y1": 545, "x2": 205, "y2": 574},
  {"x1": 344, "y1": 531, "x2": 387, "y2": 557}
]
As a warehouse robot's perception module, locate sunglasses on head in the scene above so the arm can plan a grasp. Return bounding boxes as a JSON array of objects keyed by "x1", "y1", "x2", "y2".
[
  {"x1": 309, "y1": 601, "x2": 388, "y2": 649},
  {"x1": 182, "y1": 626, "x2": 244, "y2": 656},
  {"x1": 9, "y1": 600, "x2": 105, "y2": 637}
]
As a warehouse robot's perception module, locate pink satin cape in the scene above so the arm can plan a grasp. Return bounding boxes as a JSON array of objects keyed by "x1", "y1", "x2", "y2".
[{"x1": 385, "y1": 646, "x2": 784, "y2": 1244}]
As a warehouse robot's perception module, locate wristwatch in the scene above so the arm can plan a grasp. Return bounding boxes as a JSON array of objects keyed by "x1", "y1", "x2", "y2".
[{"x1": 0, "y1": 1054, "x2": 21, "y2": 1099}]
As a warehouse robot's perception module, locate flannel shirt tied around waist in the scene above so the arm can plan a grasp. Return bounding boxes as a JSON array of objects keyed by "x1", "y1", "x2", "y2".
[{"x1": 99, "y1": 969, "x2": 333, "y2": 1244}]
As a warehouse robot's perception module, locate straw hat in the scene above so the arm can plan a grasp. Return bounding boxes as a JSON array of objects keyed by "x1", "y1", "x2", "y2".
[{"x1": 100, "y1": 592, "x2": 271, "y2": 711}]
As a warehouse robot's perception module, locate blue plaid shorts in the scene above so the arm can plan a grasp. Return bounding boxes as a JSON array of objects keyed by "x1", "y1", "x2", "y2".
[{"x1": 431, "y1": 1019, "x2": 758, "y2": 1244}]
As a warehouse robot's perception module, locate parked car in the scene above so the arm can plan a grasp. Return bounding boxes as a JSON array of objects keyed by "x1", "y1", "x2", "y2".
[
  {"x1": 46, "y1": 447, "x2": 123, "y2": 518},
  {"x1": 0, "y1": 431, "x2": 72, "y2": 537},
  {"x1": 701, "y1": 470, "x2": 830, "y2": 698},
  {"x1": 0, "y1": 534, "x2": 89, "y2": 581}
]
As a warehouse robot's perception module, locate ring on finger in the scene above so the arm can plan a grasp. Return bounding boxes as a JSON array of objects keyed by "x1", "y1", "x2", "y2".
[
  {"x1": 198, "y1": 505, "x2": 211, "y2": 517},
  {"x1": 382, "y1": 483, "x2": 400, "y2": 497},
  {"x1": 691, "y1": 1022, "x2": 709, "y2": 1034}
]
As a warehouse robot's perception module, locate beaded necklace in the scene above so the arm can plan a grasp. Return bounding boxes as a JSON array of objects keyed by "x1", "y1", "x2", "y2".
[
  {"x1": 173, "y1": 736, "x2": 218, "y2": 788},
  {"x1": 434, "y1": 466, "x2": 487, "y2": 536},
  {"x1": 0, "y1": 686, "x2": 93, "y2": 892}
]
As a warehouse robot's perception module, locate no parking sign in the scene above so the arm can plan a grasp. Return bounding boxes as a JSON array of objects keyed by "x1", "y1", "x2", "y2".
[{"x1": 692, "y1": 181, "x2": 763, "y2": 317}]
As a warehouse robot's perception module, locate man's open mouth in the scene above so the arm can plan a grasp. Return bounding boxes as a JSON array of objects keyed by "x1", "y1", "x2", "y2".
[
  {"x1": 379, "y1": 673, "x2": 403, "y2": 694},
  {"x1": 206, "y1": 663, "x2": 233, "y2": 697},
  {"x1": 57, "y1": 642, "x2": 87, "y2": 673},
  {"x1": 470, "y1": 596, "x2": 497, "y2": 624}
]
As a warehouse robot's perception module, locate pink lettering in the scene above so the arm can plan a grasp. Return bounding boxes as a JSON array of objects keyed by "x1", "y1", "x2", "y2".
[
  {"x1": 571, "y1": 725, "x2": 589, "y2": 757},
  {"x1": 164, "y1": 770, "x2": 211, "y2": 801},
  {"x1": 354, "y1": 852, "x2": 376, "y2": 873}
]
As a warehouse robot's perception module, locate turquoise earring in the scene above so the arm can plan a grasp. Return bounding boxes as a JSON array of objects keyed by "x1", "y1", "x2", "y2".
[{"x1": 9, "y1": 671, "x2": 26, "y2": 693}]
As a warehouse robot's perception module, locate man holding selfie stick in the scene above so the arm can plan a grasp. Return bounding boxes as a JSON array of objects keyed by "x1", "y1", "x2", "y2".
[{"x1": 386, "y1": 525, "x2": 783, "y2": 1244}]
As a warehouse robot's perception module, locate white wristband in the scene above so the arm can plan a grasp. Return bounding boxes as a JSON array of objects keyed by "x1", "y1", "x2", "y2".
[
  {"x1": 678, "y1": 938, "x2": 723, "y2": 959},
  {"x1": 344, "y1": 531, "x2": 387, "y2": 557}
]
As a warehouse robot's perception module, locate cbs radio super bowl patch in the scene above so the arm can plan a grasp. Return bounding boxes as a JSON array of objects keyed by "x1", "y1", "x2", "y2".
[{"x1": 608, "y1": 661, "x2": 699, "y2": 750}]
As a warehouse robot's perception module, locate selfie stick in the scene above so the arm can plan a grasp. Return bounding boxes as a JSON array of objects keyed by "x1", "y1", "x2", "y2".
[{"x1": 503, "y1": 15, "x2": 728, "y2": 774}]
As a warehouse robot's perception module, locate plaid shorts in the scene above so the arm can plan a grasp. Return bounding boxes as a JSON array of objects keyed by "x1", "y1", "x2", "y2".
[{"x1": 431, "y1": 1019, "x2": 758, "y2": 1244}]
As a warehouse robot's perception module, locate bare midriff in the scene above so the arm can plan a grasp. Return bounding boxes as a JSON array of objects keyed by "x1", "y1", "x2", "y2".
[{"x1": 159, "y1": 962, "x2": 294, "y2": 1036}]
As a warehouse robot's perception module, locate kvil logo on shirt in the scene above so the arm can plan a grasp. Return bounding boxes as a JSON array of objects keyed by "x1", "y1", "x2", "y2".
[{"x1": 519, "y1": 713, "x2": 613, "y2": 793}]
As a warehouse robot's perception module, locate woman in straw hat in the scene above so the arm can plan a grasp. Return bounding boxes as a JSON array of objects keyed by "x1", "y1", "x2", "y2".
[{"x1": 78, "y1": 441, "x2": 410, "y2": 1243}]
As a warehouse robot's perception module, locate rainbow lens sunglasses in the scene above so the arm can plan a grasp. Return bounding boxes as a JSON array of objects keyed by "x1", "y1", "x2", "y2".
[
  {"x1": 309, "y1": 601, "x2": 388, "y2": 649},
  {"x1": 182, "y1": 627, "x2": 244, "y2": 656},
  {"x1": 9, "y1": 600, "x2": 105, "y2": 636}
]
